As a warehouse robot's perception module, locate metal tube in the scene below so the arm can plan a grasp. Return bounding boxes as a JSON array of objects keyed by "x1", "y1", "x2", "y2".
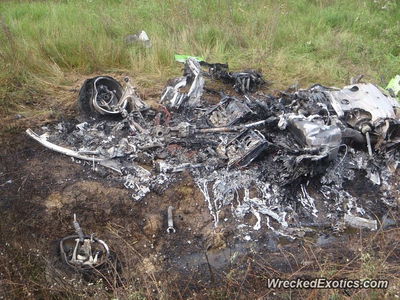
[
  {"x1": 167, "y1": 206, "x2": 176, "y2": 233},
  {"x1": 365, "y1": 131, "x2": 373, "y2": 158},
  {"x1": 73, "y1": 214, "x2": 85, "y2": 242},
  {"x1": 26, "y1": 129, "x2": 107, "y2": 162}
]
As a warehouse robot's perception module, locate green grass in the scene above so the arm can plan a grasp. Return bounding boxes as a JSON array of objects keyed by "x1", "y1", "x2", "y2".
[
  {"x1": 0, "y1": 0, "x2": 399, "y2": 117},
  {"x1": 0, "y1": 1, "x2": 400, "y2": 297}
]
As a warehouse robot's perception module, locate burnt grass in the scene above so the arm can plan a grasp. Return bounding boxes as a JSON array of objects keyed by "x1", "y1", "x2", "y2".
[
  {"x1": 0, "y1": 78, "x2": 399, "y2": 299},
  {"x1": 1, "y1": 131, "x2": 400, "y2": 299}
]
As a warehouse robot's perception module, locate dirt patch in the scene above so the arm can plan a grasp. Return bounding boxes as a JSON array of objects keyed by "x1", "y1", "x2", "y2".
[
  {"x1": 1, "y1": 133, "x2": 400, "y2": 299},
  {"x1": 2, "y1": 71, "x2": 400, "y2": 299}
]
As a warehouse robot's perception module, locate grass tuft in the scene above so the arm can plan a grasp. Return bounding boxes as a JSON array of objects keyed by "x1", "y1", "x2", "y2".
[{"x1": 0, "y1": 0, "x2": 399, "y2": 128}]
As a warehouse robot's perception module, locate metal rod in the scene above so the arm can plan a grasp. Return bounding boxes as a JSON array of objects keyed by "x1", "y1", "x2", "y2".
[
  {"x1": 73, "y1": 214, "x2": 85, "y2": 242},
  {"x1": 167, "y1": 206, "x2": 176, "y2": 233},
  {"x1": 365, "y1": 131, "x2": 373, "y2": 158}
]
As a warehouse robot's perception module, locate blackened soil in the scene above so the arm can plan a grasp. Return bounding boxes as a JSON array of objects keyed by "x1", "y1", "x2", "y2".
[{"x1": 1, "y1": 132, "x2": 399, "y2": 299}]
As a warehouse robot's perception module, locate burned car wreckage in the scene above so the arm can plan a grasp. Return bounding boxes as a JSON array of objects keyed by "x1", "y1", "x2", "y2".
[
  {"x1": 60, "y1": 215, "x2": 110, "y2": 270},
  {"x1": 27, "y1": 58, "x2": 400, "y2": 245}
]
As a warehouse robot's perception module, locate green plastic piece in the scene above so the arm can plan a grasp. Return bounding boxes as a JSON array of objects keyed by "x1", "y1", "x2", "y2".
[
  {"x1": 386, "y1": 74, "x2": 400, "y2": 97},
  {"x1": 174, "y1": 54, "x2": 204, "y2": 63}
]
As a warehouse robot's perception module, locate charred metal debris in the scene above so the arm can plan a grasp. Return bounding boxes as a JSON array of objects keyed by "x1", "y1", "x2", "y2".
[
  {"x1": 27, "y1": 58, "x2": 400, "y2": 236},
  {"x1": 60, "y1": 214, "x2": 110, "y2": 270}
]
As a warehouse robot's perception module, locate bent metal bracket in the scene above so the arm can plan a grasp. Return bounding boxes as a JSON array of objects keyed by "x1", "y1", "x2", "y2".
[{"x1": 26, "y1": 58, "x2": 400, "y2": 236}]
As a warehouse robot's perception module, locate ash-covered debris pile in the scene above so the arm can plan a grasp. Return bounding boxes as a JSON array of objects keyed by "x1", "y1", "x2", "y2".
[{"x1": 27, "y1": 58, "x2": 400, "y2": 235}]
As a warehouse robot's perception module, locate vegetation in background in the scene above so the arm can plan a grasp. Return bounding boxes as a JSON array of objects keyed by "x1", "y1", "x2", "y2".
[
  {"x1": 0, "y1": 1, "x2": 400, "y2": 298},
  {"x1": 0, "y1": 0, "x2": 399, "y2": 123}
]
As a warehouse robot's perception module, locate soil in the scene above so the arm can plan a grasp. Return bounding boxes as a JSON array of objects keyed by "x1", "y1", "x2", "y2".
[{"x1": 1, "y1": 81, "x2": 400, "y2": 299}]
